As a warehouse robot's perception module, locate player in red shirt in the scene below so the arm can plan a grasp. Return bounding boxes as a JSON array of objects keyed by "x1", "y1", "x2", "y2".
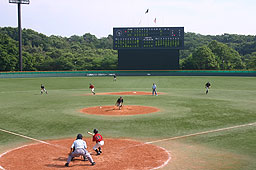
[
  {"x1": 92, "y1": 129, "x2": 104, "y2": 155},
  {"x1": 89, "y1": 84, "x2": 95, "y2": 95}
]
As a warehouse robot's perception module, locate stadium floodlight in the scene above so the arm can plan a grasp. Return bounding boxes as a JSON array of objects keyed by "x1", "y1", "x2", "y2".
[
  {"x1": 9, "y1": 0, "x2": 30, "y2": 4},
  {"x1": 9, "y1": 0, "x2": 30, "y2": 71}
]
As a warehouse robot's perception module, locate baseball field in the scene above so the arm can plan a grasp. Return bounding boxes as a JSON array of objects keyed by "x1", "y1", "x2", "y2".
[{"x1": 0, "y1": 76, "x2": 255, "y2": 170}]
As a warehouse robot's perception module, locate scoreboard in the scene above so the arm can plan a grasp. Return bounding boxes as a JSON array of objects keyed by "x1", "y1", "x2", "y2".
[{"x1": 113, "y1": 27, "x2": 184, "y2": 50}]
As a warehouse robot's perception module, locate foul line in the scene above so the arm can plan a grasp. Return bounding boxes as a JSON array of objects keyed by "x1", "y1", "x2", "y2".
[
  {"x1": 146, "y1": 122, "x2": 256, "y2": 144},
  {"x1": 0, "y1": 128, "x2": 50, "y2": 145}
]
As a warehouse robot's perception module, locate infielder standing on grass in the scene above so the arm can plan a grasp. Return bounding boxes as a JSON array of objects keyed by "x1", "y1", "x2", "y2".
[
  {"x1": 40, "y1": 84, "x2": 48, "y2": 94},
  {"x1": 205, "y1": 82, "x2": 211, "y2": 94},
  {"x1": 115, "y1": 96, "x2": 124, "y2": 110},
  {"x1": 89, "y1": 83, "x2": 95, "y2": 95},
  {"x1": 65, "y1": 134, "x2": 95, "y2": 167},
  {"x1": 92, "y1": 129, "x2": 104, "y2": 155},
  {"x1": 152, "y1": 83, "x2": 157, "y2": 96}
]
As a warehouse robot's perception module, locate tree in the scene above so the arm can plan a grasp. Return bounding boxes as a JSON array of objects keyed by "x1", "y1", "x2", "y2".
[
  {"x1": 247, "y1": 52, "x2": 256, "y2": 69},
  {"x1": 208, "y1": 40, "x2": 244, "y2": 70},
  {"x1": 0, "y1": 33, "x2": 18, "y2": 71},
  {"x1": 190, "y1": 46, "x2": 219, "y2": 70}
]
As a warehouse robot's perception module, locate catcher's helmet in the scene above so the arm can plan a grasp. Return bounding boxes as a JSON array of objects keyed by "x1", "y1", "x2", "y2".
[
  {"x1": 76, "y1": 134, "x2": 83, "y2": 139},
  {"x1": 93, "y1": 129, "x2": 98, "y2": 134}
]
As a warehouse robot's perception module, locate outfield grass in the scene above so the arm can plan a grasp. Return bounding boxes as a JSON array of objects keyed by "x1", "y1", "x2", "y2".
[{"x1": 0, "y1": 76, "x2": 255, "y2": 170}]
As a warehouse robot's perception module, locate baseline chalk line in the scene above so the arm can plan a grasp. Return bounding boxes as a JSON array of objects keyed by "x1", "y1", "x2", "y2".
[
  {"x1": 0, "y1": 128, "x2": 50, "y2": 144},
  {"x1": 0, "y1": 128, "x2": 66, "y2": 150},
  {"x1": 146, "y1": 122, "x2": 256, "y2": 144}
]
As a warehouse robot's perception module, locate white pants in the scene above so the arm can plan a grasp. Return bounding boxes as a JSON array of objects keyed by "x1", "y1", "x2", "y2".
[
  {"x1": 67, "y1": 148, "x2": 93, "y2": 163},
  {"x1": 41, "y1": 88, "x2": 47, "y2": 93},
  {"x1": 91, "y1": 88, "x2": 95, "y2": 93},
  {"x1": 93, "y1": 141, "x2": 104, "y2": 150}
]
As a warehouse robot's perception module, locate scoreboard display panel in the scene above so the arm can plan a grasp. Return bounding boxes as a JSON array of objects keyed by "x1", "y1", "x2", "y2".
[{"x1": 113, "y1": 27, "x2": 184, "y2": 50}]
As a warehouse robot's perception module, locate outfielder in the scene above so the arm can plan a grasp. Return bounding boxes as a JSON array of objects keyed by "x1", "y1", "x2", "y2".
[
  {"x1": 205, "y1": 82, "x2": 211, "y2": 94},
  {"x1": 89, "y1": 83, "x2": 96, "y2": 95},
  {"x1": 65, "y1": 134, "x2": 95, "y2": 167},
  {"x1": 40, "y1": 84, "x2": 48, "y2": 94},
  {"x1": 92, "y1": 129, "x2": 104, "y2": 155}
]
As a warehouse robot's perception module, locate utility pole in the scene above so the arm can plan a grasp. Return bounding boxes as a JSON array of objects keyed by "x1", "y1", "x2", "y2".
[{"x1": 9, "y1": 0, "x2": 30, "y2": 71}]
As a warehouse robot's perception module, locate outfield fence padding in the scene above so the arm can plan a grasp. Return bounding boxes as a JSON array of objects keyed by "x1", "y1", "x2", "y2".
[{"x1": 0, "y1": 70, "x2": 255, "y2": 78}]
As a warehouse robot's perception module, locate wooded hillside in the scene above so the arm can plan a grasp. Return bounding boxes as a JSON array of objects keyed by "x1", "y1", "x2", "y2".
[{"x1": 0, "y1": 27, "x2": 255, "y2": 71}]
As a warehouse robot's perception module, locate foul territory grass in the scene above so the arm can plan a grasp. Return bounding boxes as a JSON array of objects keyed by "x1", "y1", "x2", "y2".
[{"x1": 0, "y1": 76, "x2": 255, "y2": 169}]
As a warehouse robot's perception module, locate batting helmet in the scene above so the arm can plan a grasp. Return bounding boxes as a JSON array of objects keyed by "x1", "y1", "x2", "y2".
[
  {"x1": 93, "y1": 129, "x2": 98, "y2": 134},
  {"x1": 76, "y1": 134, "x2": 83, "y2": 139}
]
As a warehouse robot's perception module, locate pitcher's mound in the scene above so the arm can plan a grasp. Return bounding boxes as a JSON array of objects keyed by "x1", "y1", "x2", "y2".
[
  {"x1": 80, "y1": 105, "x2": 160, "y2": 116},
  {"x1": 0, "y1": 138, "x2": 170, "y2": 170}
]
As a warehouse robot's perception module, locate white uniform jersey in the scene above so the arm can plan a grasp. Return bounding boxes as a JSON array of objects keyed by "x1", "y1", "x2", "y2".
[{"x1": 71, "y1": 139, "x2": 87, "y2": 150}]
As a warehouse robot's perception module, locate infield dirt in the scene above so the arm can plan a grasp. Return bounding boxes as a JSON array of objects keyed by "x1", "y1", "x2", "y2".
[{"x1": 0, "y1": 138, "x2": 169, "y2": 170}]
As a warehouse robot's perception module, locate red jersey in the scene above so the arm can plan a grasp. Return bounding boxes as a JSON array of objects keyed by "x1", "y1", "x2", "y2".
[
  {"x1": 93, "y1": 133, "x2": 103, "y2": 143},
  {"x1": 89, "y1": 85, "x2": 94, "y2": 89}
]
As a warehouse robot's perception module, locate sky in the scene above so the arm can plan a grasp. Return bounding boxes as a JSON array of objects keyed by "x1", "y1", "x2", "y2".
[{"x1": 0, "y1": 0, "x2": 256, "y2": 38}]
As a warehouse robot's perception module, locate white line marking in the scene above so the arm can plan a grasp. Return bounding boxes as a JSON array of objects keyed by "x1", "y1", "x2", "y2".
[
  {"x1": 0, "y1": 129, "x2": 66, "y2": 170},
  {"x1": 146, "y1": 122, "x2": 256, "y2": 144},
  {"x1": 0, "y1": 144, "x2": 36, "y2": 170},
  {"x1": 0, "y1": 128, "x2": 50, "y2": 144},
  {"x1": 0, "y1": 128, "x2": 67, "y2": 150},
  {"x1": 149, "y1": 146, "x2": 171, "y2": 170}
]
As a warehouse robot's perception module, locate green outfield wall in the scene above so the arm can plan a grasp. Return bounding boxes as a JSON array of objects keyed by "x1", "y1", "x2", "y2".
[{"x1": 0, "y1": 70, "x2": 255, "y2": 78}]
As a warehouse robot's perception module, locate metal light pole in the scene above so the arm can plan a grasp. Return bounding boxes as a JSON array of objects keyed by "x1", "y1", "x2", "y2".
[{"x1": 9, "y1": 0, "x2": 30, "y2": 71}]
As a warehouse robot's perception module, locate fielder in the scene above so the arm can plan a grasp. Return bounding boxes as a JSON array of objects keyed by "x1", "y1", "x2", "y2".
[
  {"x1": 92, "y1": 129, "x2": 104, "y2": 155},
  {"x1": 205, "y1": 82, "x2": 211, "y2": 94},
  {"x1": 89, "y1": 83, "x2": 95, "y2": 95},
  {"x1": 40, "y1": 84, "x2": 48, "y2": 94},
  {"x1": 115, "y1": 96, "x2": 123, "y2": 110},
  {"x1": 65, "y1": 134, "x2": 95, "y2": 167},
  {"x1": 152, "y1": 83, "x2": 157, "y2": 96}
]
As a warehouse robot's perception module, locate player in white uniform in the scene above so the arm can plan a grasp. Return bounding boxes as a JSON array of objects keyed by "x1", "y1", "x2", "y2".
[
  {"x1": 65, "y1": 134, "x2": 95, "y2": 167},
  {"x1": 152, "y1": 83, "x2": 157, "y2": 96}
]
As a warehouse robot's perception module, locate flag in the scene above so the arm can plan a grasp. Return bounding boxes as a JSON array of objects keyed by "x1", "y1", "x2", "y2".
[
  {"x1": 154, "y1": 18, "x2": 156, "y2": 23},
  {"x1": 145, "y1": 9, "x2": 149, "y2": 14}
]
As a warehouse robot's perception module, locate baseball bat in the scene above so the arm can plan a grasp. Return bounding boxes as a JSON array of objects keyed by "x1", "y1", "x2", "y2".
[{"x1": 87, "y1": 131, "x2": 94, "y2": 136}]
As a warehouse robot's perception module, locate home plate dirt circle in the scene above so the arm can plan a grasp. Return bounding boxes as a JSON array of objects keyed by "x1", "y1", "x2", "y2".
[
  {"x1": 80, "y1": 105, "x2": 160, "y2": 116},
  {"x1": 0, "y1": 138, "x2": 170, "y2": 170}
]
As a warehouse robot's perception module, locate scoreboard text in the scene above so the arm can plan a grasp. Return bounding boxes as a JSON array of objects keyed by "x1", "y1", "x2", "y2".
[{"x1": 113, "y1": 27, "x2": 184, "y2": 50}]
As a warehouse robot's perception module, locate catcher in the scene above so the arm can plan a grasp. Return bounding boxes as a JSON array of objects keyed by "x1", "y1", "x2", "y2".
[
  {"x1": 115, "y1": 96, "x2": 123, "y2": 110},
  {"x1": 92, "y1": 129, "x2": 104, "y2": 155},
  {"x1": 65, "y1": 134, "x2": 95, "y2": 167}
]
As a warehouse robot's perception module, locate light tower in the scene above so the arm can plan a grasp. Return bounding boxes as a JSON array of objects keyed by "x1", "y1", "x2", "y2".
[{"x1": 9, "y1": 0, "x2": 30, "y2": 71}]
